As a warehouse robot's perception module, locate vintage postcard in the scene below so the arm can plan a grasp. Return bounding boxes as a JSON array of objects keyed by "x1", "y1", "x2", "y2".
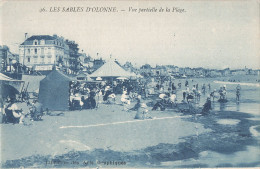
[{"x1": 0, "y1": 0, "x2": 259, "y2": 168}]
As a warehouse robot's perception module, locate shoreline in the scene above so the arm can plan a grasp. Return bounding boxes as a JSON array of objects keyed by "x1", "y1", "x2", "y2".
[{"x1": 214, "y1": 80, "x2": 260, "y2": 87}]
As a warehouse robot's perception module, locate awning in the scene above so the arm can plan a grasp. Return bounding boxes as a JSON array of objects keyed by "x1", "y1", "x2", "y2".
[
  {"x1": 35, "y1": 65, "x2": 53, "y2": 71},
  {"x1": 0, "y1": 73, "x2": 24, "y2": 82}
]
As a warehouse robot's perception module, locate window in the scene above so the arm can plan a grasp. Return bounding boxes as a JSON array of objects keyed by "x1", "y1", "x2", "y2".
[
  {"x1": 34, "y1": 48, "x2": 37, "y2": 54},
  {"x1": 27, "y1": 49, "x2": 30, "y2": 54},
  {"x1": 41, "y1": 56, "x2": 44, "y2": 63},
  {"x1": 48, "y1": 56, "x2": 51, "y2": 63},
  {"x1": 34, "y1": 57, "x2": 37, "y2": 63},
  {"x1": 40, "y1": 40, "x2": 45, "y2": 45},
  {"x1": 27, "y1": 57, "x2": 30, "y2": 63},
  {"x1": 34, "y1": 41, "x2": 38, "y2": 45}
]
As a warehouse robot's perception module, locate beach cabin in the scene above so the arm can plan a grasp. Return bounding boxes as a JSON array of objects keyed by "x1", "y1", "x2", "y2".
[{"x1": 38, "y1": 69, "x2": 72, "y2": 111}]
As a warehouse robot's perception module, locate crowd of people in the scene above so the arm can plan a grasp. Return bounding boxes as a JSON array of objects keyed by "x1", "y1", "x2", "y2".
[
  {"x1": 68, "y1": 77, "x2": 243, "y2": 118},
  {"x1": 1, "y1": 76, "x2": 244, "y2": 124}
]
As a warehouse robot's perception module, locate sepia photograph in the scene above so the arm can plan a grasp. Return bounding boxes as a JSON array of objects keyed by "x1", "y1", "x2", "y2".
[{"x1": 0, "y1": 0, "x2": 259, "y2": 168}]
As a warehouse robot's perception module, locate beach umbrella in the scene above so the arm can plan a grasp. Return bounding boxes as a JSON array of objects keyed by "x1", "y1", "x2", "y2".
[
  {"x1": 96, "y1": 77, "x2": 102, "y2": 81},
  {"x1": 116, "y1": 77, "x2": 128, "y2": 80}
]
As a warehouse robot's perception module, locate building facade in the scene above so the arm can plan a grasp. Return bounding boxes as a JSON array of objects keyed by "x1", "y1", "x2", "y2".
[
  {"x1": 0, "y1": 45, "x2": 18, "y2": 72},
  {"x1": 19, "y1": 35, "x2": 69, "y2": 69}
]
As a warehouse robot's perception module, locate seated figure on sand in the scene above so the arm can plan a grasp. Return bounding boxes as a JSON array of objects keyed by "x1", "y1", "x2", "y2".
[
  {"x1": 103, "y1": 86, "x2": 116, "y2": 104},
  {"x1": 152, "y1": 93, "x2": 169, "y2": 111},
  {"x1": 134, "y1": 103, "x2": 152, "y2": 120},
  {"x1": 3, "y1": 99, "x2": 24, "y2": 124},
  {"x1": 201, "y1": 97, "x2": 212, "y2": 114},
  {"x1": 121, "y1": 91, "x2": 131, "y2": 111}
]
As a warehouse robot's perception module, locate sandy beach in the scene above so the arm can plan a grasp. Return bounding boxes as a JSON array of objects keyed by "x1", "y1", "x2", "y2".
[
  {"x1": 1, "y1": 100, "x2": 260, "y2": 168},
  {"x1": 1, "y1": 74, "x2": 260, "y2": 168}
]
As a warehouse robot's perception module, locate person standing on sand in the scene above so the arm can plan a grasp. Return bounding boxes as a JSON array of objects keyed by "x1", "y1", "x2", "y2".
[
  {"x1": 222, "y1": 85, "x2": 227, "y2": 99},
  {"x1": 236, "y1": 84, "x2": 241, "y2": 102},
  {"x1": 185, "y1": 80, "x2": 189, "y2": 87},
  {"x1": 196, "y1": 83, "x2": 199, "y2": 90},
  {"x1": 178, "y1": 82, "x2": 181, "y2": 88},
  {"x1": 183, "y1": 90, "x2": 187, "y2": 101},
  {"x1": 202, "y1": 84, "x2": 206, "y2": 94},
  {"x1": 210, "y1": 89, "x2": 217, "y2": 101}
]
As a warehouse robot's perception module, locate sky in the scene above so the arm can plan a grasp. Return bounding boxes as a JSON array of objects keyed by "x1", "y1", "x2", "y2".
[{"x1": 0, "y1": 0, "x2": 259, "y2": 69}]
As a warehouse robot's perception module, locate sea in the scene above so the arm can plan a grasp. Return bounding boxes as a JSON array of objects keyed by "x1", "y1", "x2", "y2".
[
  {"x1": 166, "y1": 75, "x2": 260, "y2": 167},
  {"x1": 173, "y1": 76, "x2": 260, "y2": 117}
]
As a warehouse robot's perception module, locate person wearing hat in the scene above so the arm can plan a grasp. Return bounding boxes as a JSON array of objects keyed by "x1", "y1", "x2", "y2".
[
  {"x1": 108, "y1": 92, "x2": 116, "y2": 104},
  {"x1": 4, "y1": 98, "x2": 23, "y2": 124},
  {"x1": 134, "y1": 103, "x2": 151, "y2": 120},
  {"x1": 152, "y1": 93, "x2": 166, "y2": 111}
]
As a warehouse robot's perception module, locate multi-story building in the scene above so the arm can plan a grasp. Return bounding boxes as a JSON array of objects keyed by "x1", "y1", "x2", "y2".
[
  {"x1": 19, "y1": 34, "x2": 69, "y2": 70},
  {"x1": 0, "y1": 45, "x2": 18, "y2": 72}
]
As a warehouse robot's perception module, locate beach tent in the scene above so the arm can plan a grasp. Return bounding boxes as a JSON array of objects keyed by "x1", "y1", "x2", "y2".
[
  {"x1": 38, "y1": 69, "x2": 72, "y2": 111},
  {"x1": 1, "y1": 84, "x2": 19, "y2": 99},
  {"x1": 90, "y1": 59, "x2": 136, "y2": 78},
  {"x1": 0, "y1": 73, "x2": 24, "y2": 99}
]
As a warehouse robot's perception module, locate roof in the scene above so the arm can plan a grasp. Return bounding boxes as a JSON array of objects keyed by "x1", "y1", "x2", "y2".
[
  {"x1": 41, "y1": 69, "x2": 73, "y2": 83},
  {"x1": 90, "y1": 59, "x2": 136, "y2": 78},
  {"x1": 21, "y1": 35, "x2": 55, "y2": 45},
  {"x1": 0, "y1": 73, "x2": 24, "y2": 82}
]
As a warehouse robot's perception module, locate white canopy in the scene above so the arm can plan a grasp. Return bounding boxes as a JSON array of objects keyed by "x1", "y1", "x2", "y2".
[{"x1": 90, "y1": 59, "x2": 136, "y2": 78}]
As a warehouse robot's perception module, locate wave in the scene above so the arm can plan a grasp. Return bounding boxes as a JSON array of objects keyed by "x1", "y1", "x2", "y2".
[{"x1": 213, "y1": 81, "x2": 260, "y2": 87}]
